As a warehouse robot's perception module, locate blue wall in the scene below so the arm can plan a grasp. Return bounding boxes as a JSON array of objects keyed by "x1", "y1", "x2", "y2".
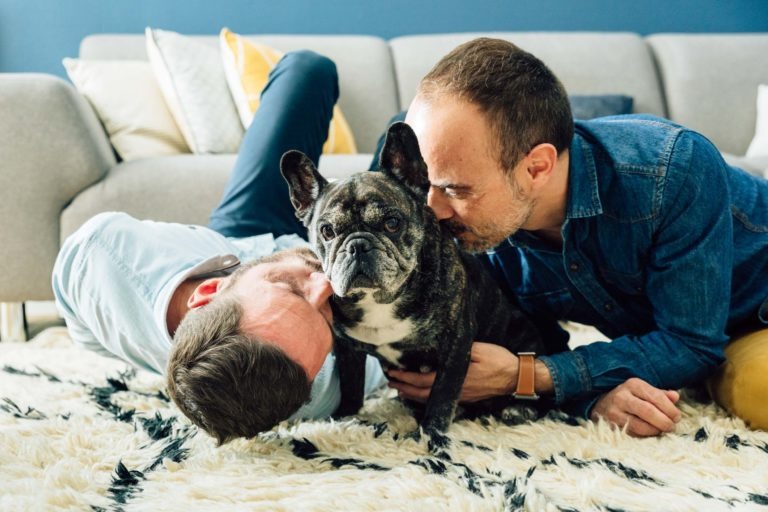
[{"x1": 2, "y1": 0, "x2": 767, "y2": 77}]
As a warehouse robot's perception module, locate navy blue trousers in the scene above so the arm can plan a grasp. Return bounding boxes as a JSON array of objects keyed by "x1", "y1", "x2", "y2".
[
  {"x1": 208, "y1": 49, "x2": 407, "y2": 239},
  {"x1": 207, "y1": 51, "x2": 339, "y2": 240}
]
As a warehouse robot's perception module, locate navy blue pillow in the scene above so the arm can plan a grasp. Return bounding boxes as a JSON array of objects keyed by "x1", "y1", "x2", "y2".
[{"x1": 569, "y1": 94, "x2": 634, "y2": 120}]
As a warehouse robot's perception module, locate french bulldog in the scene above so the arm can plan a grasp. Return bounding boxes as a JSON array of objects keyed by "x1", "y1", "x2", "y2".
[{"x1": 280, "y1": 122, "x2": 547, "y2": 447}]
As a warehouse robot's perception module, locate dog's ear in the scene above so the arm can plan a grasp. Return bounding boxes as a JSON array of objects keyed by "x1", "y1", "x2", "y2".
[
  {"x1": 379, "y1": 122, "x2": 430, "y2": 197},
  {"x1": 280, "y1": 150, "x2": 328, "y2": 221}
]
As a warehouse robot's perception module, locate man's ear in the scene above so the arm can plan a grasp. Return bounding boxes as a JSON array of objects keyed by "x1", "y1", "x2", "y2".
[
  {"x1": 524, "y1": 143, "x2": 559, "y2": 191},
  {"x1": 280, "y1": 150, "x2": 328, "y2": 221},
  {"x1": 187, "y1": 278, "x2": 225, "y2": 309},
  {"x1": 378, "y1": 122, "x2": 430, "y2": 196}
]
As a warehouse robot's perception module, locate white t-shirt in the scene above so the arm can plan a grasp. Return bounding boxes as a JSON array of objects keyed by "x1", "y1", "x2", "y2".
[{"x1": 52, "y1": 212, "x2": 386, "y2": 420}]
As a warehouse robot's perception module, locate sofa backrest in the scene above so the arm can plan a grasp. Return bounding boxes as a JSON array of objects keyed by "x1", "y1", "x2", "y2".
[
  {"x1": 80, "y1": 34, "x2": 399, "y2": 153},
  {"x1": 390, "y1": 32, "x2": 667, "y2": 119},
  {"x1": 648, "y1": 34, "x2": 768, "y2": 155},
  {"x1": 81, "y1": 32, "x2": 768, "y2": 156}
]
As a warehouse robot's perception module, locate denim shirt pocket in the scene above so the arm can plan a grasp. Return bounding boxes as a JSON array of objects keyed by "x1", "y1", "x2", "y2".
[
  {"x1": 597, "y1": 267, "x2": 645, "y2": 297},
  {"x1": 515, "y1": 287, "x2": 575, "y2": 319}
]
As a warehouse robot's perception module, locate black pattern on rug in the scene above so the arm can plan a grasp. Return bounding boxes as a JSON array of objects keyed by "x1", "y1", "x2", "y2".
[
  {"x1": 2, "y1": 365, "x2": 197, "y2": 511},
  {"x1": 3, "y1": 360, "x2": 768, "y2": 511}
]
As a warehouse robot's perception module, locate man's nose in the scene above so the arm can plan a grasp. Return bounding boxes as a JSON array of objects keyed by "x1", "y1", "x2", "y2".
[
  {"x1": 306, "y1": 271, "x2": 333, "y2": 309},
  {"x1": 427, "y1": 187, "x2": 454, "y2": 221}
]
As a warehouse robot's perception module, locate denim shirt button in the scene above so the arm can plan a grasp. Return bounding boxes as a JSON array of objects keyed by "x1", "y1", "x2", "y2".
[
  {"x1": 604, "y1": 303, "x2": 613, "y2": 312},
  {"x1": 570, "y1": 262, "x2": 580, "y2": 271}
]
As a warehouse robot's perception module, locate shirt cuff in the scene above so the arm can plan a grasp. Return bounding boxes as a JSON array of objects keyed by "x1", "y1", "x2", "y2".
[
  {"x1": 561, "y1": 394, "x2": 602, "y2": 419},
  {"x1": 538, "y1": 350, "x2": 592, "y2": 404}
]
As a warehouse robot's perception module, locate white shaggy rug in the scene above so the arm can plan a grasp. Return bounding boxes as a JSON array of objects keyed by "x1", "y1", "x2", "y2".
[{"x1": 1, "y1": 327, "x2": 768, "y2": 511}]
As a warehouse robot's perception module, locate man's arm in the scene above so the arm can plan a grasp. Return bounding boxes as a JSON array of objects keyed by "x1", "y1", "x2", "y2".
[
  {"x1": 539, "y1": 131, "x2": 732, "y2": 411},
  {"x1": 52, "y1": 216, "x2": 118, "y2": 360},
  {"x1": 387, "y1": 341, "x2": 553, "y2": 402},
  {"x1": 387, "y1": 344, "x2": 681, "y2": 437}
]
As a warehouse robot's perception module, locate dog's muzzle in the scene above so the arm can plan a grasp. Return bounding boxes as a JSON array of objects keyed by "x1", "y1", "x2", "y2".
[{"x1": 331, "y1": 234, "x2": 387, "y2": 296}]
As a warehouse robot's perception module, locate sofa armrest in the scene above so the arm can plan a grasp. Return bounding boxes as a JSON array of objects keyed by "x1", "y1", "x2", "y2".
[{"x1": 0, "y1": 74, "x2": 116, "y2": 301}]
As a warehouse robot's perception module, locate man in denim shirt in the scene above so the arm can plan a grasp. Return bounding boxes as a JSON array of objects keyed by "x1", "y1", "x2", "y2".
[{"x1": 387, "y1": 38, "x2": 768, "y2": 436}]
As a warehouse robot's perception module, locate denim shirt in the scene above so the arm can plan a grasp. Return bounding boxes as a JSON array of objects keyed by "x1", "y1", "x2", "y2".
[{"x1": 482, "y1": 115, "x2": 768, "y2": 417}]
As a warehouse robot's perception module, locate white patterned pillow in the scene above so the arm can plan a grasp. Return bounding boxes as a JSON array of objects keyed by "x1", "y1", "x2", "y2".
[
  {"x1": 747, "y1": 84, "x2": 768, "y2": 159},
  {"x1": 145, "y1": 27, "x2": 243, "y2": 154}
]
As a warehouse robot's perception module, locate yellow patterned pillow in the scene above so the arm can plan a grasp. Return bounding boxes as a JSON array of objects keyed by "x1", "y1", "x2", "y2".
[{"x1": 220, "y1": 28, "x2": 357, "y2": 154}]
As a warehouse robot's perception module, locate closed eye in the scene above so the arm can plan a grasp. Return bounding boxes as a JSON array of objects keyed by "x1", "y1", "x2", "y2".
[
  {"x1": 441, "y1": 186, "x2": 471, "y2": 199},
  {"x1": 433, "y1": 183, "x2": 472, "y2": 197},
  {"x1": 265, "y1": 273, "x2": 305, "y2": 298}
]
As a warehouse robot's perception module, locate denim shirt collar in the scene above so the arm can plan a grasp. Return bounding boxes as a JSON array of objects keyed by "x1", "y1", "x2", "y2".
[{"x1": 566, "y1": 130, "x2": 604, "y2": 219}]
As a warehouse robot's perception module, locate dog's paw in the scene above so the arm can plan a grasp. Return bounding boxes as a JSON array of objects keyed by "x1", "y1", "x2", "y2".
[
  {"x1": 332, "y1": 401, "x2": 363, "y2": 420},
  {"x1": 425, "y1": 430, "x2": 451, "y2": 459},
  {"x1": 403, "y1": 427, "x2": 452, "y2": 459},
  {"x1": 404, "y1": 428, "x2": 422, "y2": 443},
  {"x1": 414, "y1": 427, "x2": 452, "y2": 457},
  {"x1": 330, "y1": 410, "x2": 350, "y2": 421},
  {"x1": 499, "y1": 404, "x2": 540, "y2": 426}
]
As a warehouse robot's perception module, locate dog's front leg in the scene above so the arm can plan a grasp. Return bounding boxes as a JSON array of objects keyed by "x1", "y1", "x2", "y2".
[
  {"x1": 417, "y1": 332, "x2": 473, "y2": 452},
  {"x1": 333, "y1": 335, "x2": 367, "y2": 419}
]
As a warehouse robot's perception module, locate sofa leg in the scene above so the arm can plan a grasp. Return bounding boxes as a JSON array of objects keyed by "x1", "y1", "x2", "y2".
[{"x1": 0, "y1": 302, "x2": 27, "y2": 342}]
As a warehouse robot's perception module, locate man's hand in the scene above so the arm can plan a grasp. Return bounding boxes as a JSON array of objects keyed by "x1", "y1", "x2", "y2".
[
  {"x1": 591, "y1": 377, "x2": 681, "y2": 437},
  {"x1": 386, "y1": 342, "x2": 518, "y2": 403}
]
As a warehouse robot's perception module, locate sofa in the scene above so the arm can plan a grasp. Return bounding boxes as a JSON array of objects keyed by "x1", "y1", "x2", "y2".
[{"x1": 1, "y1": 31, "x2": 767, "y2": 339}]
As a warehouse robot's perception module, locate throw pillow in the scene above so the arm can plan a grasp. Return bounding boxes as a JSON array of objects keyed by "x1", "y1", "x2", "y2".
[
  {"x1": 145, "y1": 27, "x2": 243, "y2": 154},
  {"x1": 219, "y1": 28, "x2": 357, "y2": 154},
  {"x1": 569, "y1": 94, "x2": 634, "y2": 120},
  {"x1": 62, "y1": 58, "x2": 190, "y2": 161},
  {"x1": 746, "y1": 84, "x2": 768, "y2": 158}
]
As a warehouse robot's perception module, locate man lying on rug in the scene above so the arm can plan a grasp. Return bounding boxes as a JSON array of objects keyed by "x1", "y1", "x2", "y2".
[
  {"x1": 53, "y1": 40, "x2": 768, "y2": 447},
  {"x1": 53, "y1": 51, "x2": 388, "y2": 444}
]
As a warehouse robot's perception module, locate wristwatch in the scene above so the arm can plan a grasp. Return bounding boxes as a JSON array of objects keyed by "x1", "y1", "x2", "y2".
[{"x1": 512, "y1": 352, "x2": 539, "y2": 400}]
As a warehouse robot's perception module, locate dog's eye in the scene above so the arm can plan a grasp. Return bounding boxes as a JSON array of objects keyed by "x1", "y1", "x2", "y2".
[
  {"x1": 320, "y1": 224, "x2": 335, "y2": 240},
  {"x1": 383, "y1": 217, "x2": 400, "y2": 233}
]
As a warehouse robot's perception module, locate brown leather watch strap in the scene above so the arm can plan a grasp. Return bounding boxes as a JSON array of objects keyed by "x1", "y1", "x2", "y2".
[{"x1": 513, "y1": 352, "x2": 539, "y2": 400}]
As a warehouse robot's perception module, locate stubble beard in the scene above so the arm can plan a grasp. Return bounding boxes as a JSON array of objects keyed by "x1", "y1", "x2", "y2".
[{"x1": 444, "y1": 182, "x2": 536, "y2": 254}]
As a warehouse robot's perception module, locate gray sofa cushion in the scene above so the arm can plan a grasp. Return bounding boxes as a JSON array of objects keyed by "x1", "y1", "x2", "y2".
[
  {"x1": 60, "y1": 155, "x2": 234, "y2": 241},
  {"x1": 648, "y1": 34, "x2": 768, "y2": 156},
  {"x1": 60, "y1": 153, "x2": 374, "y2": 241},
  {"x1": 80, "y1": 34, "x2": 399, "y2": 153},
  {"x1": 389, "y1": 32, "x2": 666, "y2": 117}
]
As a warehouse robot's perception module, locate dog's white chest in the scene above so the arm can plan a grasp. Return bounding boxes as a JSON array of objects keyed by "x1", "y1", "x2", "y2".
[{"x1": 344, "y1": 293, "x2": 414, "y2": 351}]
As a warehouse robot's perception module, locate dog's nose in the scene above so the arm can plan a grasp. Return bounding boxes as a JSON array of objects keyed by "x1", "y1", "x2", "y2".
[{"x1": 347, "y1": 238, "x2": 372, "y2": 256}]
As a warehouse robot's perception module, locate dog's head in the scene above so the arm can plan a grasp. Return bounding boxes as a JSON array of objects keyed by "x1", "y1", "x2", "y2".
[{"x1": 280, "y1": 122, "x2": 432, "y2": 302}]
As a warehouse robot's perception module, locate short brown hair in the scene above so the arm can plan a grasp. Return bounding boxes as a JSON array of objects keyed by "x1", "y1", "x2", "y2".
[
  {"x1": 418, "y1": 37, "x2": 573, "y2": 172},
  {"x1": 166, "y1": 293, "x2": 311, "y2": 445}
]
